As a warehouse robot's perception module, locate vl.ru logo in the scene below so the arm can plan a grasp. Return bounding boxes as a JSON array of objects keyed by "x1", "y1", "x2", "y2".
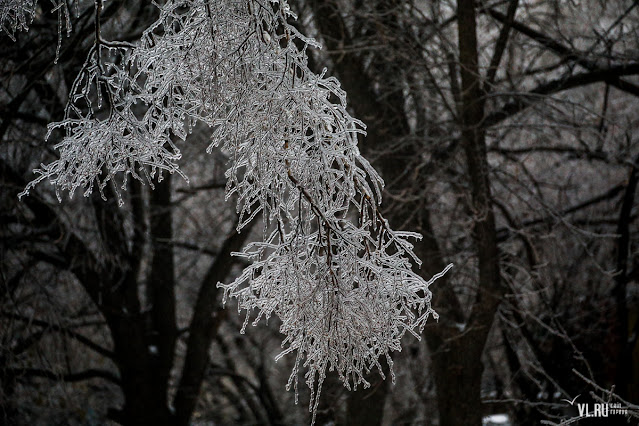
[
  {"x1": 562, "y1": 394, "x2": 629, "y2": 418},
  {"x1": 576, "y1": 402, "x2": 628, "y2": 418}
]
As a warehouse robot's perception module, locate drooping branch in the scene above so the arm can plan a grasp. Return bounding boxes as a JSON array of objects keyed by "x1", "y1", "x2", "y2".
[{"x1": 16, "y1": 1, "x2": 450, "y2": 423}]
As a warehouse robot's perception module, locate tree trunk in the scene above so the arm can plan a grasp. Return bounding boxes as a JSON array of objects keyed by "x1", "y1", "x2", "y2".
[
  {"x1": 430, "y1": 332, "x2": 484, "y2": 426},
  {"x1": 345, "y1": 362, "x2": 390, "y2": 426},
  {"x1": 148, "y1": 174, "x2": 178, "y2": 410},
  {"x1": 110, "y1": 314, "x2": 175, "y2": 425},
  {"x1": 427, "y1": 1, "x2": 504, "y2": 425},
  {"x1": 174, "y1": 225, "x2": 252, "y2": 426}
]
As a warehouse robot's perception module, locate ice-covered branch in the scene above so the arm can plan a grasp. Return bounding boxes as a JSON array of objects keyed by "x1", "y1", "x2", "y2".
[{"x1": 20, "y1": 1, "x2": 451, "y2": 422}]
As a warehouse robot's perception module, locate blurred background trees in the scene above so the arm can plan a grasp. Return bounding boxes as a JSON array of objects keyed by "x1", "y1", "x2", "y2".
[{"x1": 2, "y1": 0, "x2": 639, "y2": 425}]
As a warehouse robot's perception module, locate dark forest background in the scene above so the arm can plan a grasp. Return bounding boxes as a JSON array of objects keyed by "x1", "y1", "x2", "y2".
[{"x1": 2, "y1": 0, "x2": 639, "y2": 425}]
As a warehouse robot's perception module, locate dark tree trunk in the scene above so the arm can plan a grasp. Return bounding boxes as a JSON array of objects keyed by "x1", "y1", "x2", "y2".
[
  {"x1": 345, "y1": 361, "x2": 390, "y2": 426},
  {"x1": 612, "y1": 154, "x2": 639, "y2": 409},
  {"x1": 427, "y1": 1, "x2": 504, "y2": 425},
  {"x1": 430, "y1": 333, "x2": 484, "y2": 426},
  {"x1": 174, "y1": 225, "x2": 252, "y2": 426},
  {"x1": 108, "y1": 313, "x2": 175, "y2": 425},
  {"x1": 148, "y1": 175, "x2": 178, "y2": 410},
  {"x1": 95, "y1": 178, "x2": 176, "y2": 425}
]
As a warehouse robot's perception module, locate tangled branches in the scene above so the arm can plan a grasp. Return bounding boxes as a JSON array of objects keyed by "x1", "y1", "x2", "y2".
[{"x1": 18, "y1": 0, "x2": 451, "y2": 421}]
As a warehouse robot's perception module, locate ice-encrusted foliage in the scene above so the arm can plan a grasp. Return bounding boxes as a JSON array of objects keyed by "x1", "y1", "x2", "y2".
[
  {"x1": 21, "y1": 0, "x2": 450, "y2": 421},
  {"x1": 20, "y1": 39, "x2": 187, "y2": 204},
  {"x1": 1, "y1": 0, "x2": 73, "y2": 59},
  {"x1": 0, "y1": 0, "x2": 36, "y2": 38}
]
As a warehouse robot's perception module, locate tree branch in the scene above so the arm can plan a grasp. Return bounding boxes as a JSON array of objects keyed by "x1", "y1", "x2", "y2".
[
  {"x1": 1, "y1": 312, "x2": 115, "y2": 360},
  {"x1": 485, "y1": 0, "x2": 519, "y2": 91},
  {"x1": 484, "y1": 62, "x2": 639, "y2": 128},
  {"x1": 9, "y1": 368, "x2": 120, "y2": 385},
  {"x1": 484, "y1": 7, "x2": 639, "y2": 98}
]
